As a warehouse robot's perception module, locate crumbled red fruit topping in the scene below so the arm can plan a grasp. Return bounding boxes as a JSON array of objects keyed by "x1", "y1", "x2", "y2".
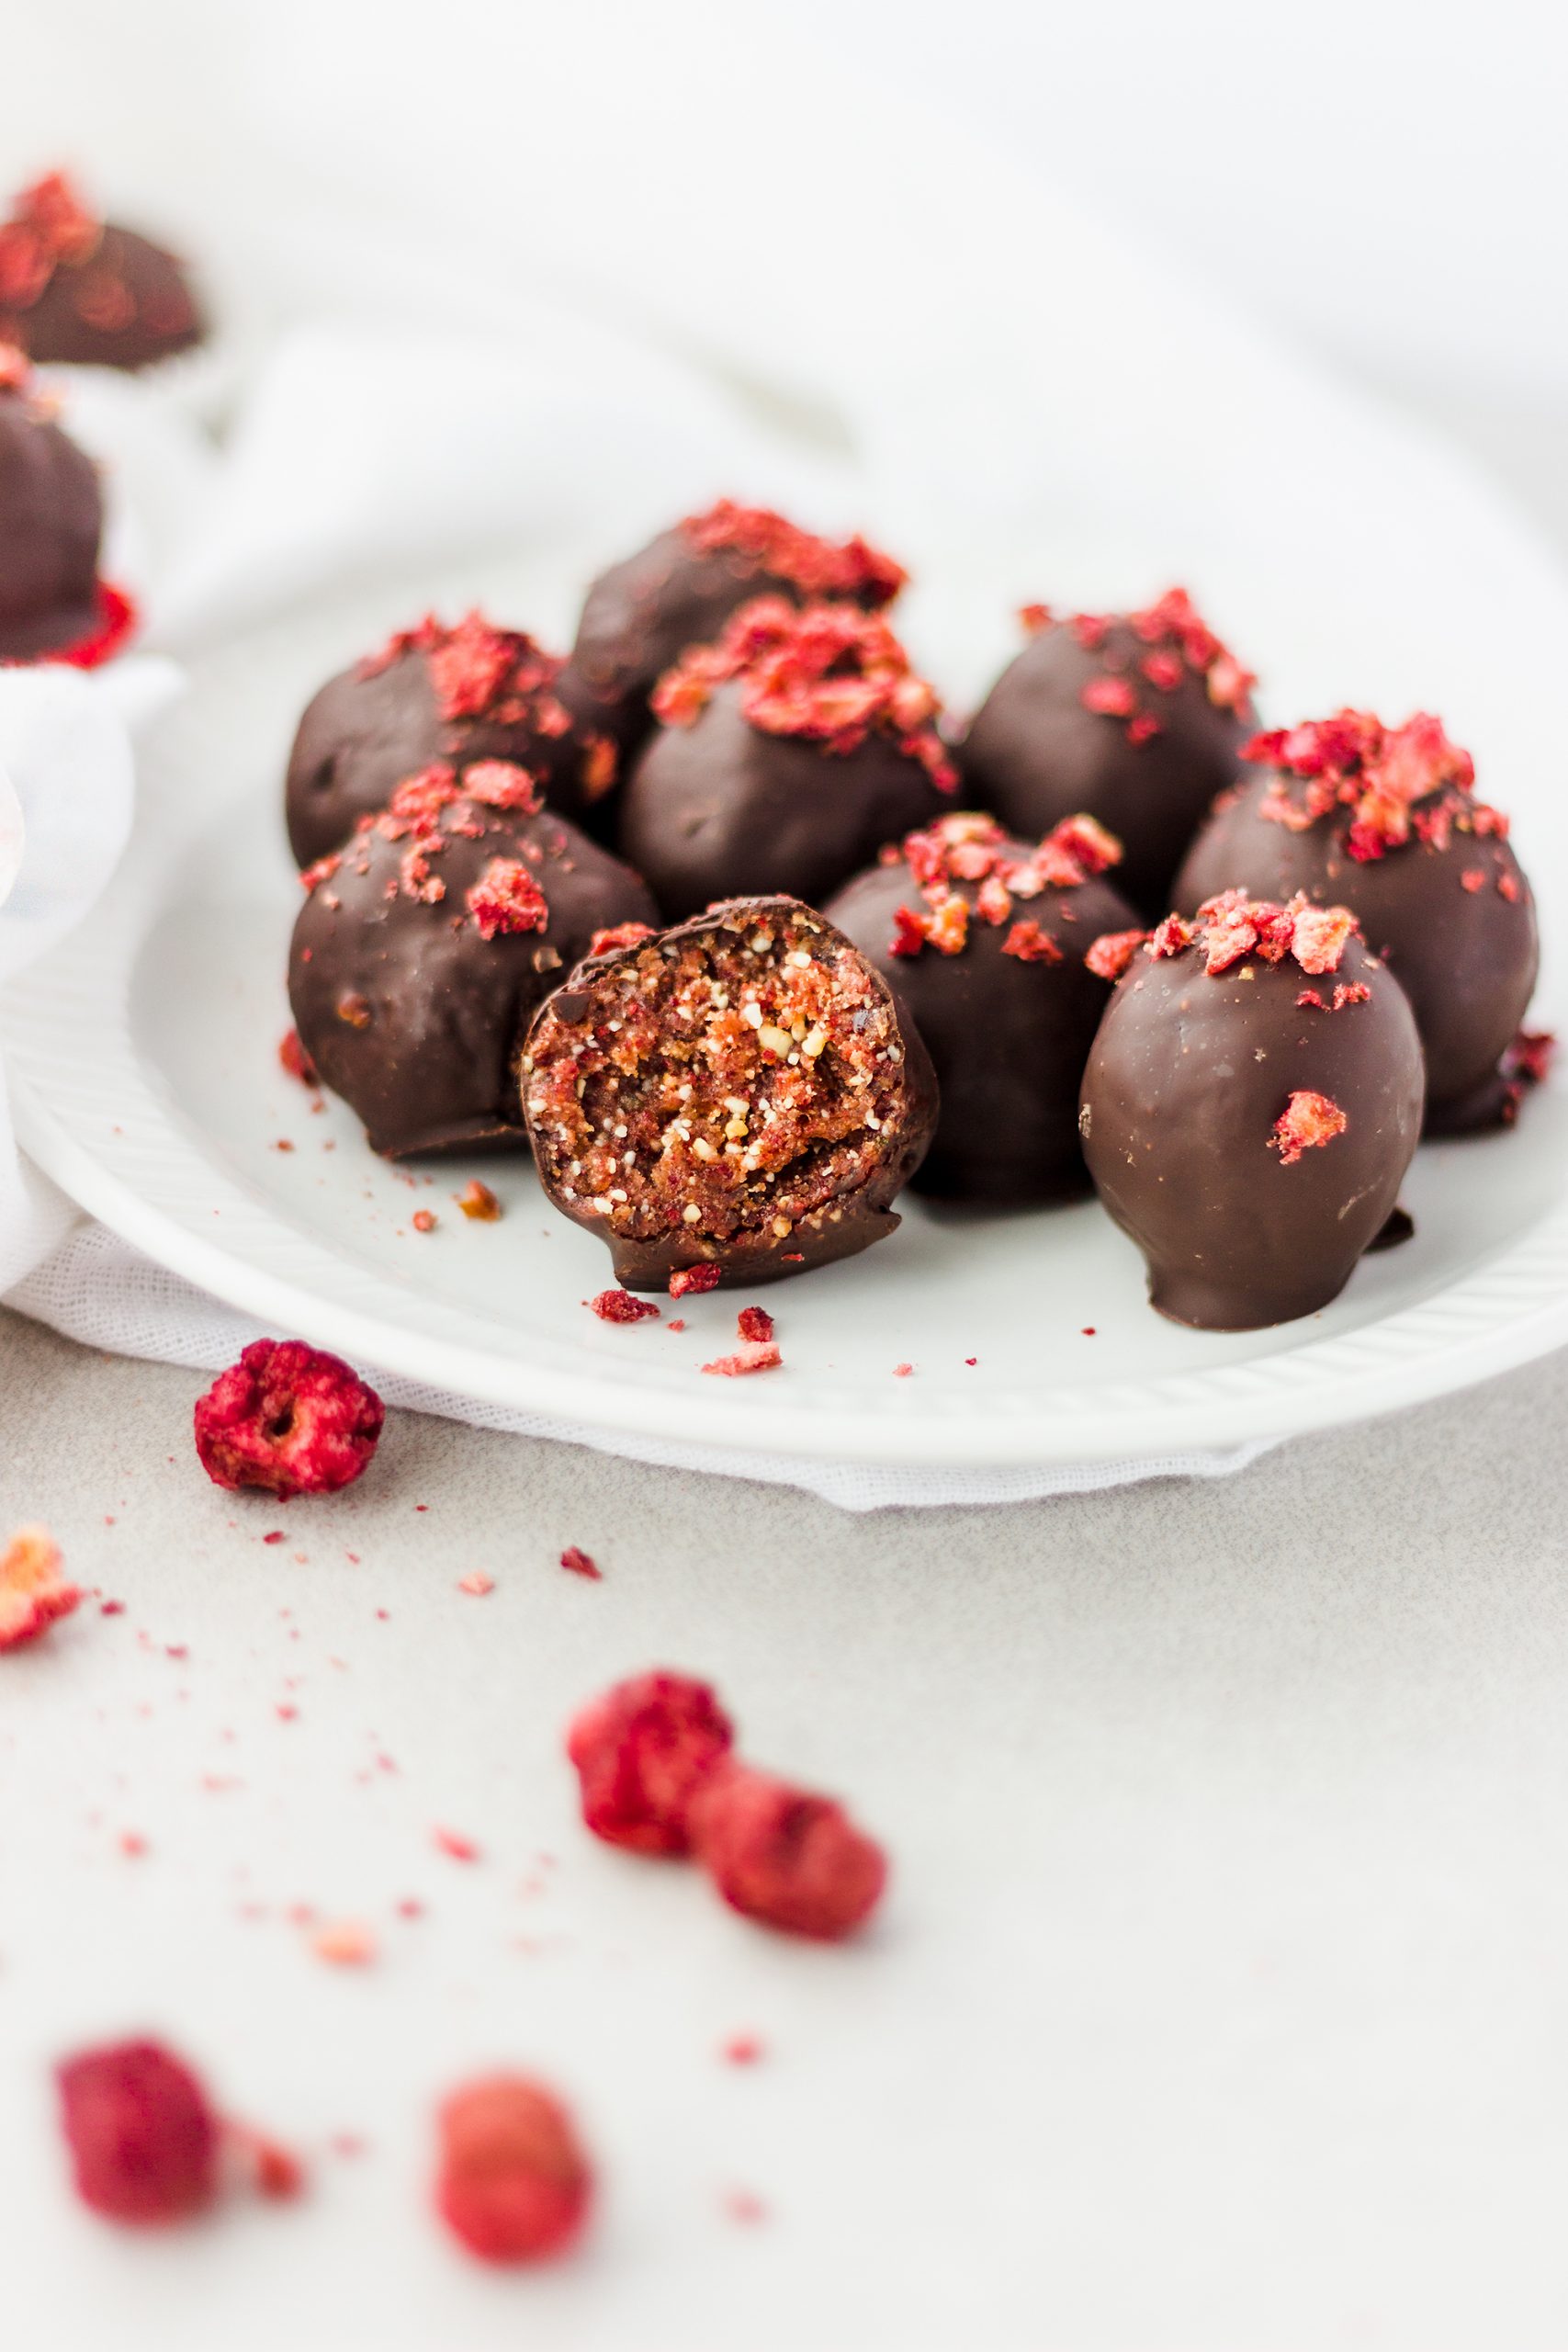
[
  {"x1": 1271, "y1": 1090, "x2": 1348, "y2": 1166},
  {"x1": 1243, "y1": 708, "x2": 1496, "y2": 860},
  {"x1": 1080, "y1": 674, "x2": 1135, "y2": 718},
  {"x1": 466, "y1": 856, "x2": 548, "y2": 941},
  {"x1": 669, "y1": 1262, "x2": 722, "y2": 1298},
  {"x1": 590, "y1": 921, "x2": 657, "y2": 958},
  {"x1": 560, "y1": 1545, "x2": 603, "y2": 1580},
  {"x1": 1023, "y1": 583, "x2": 1256, "y2": 743},
  {"x1": 193, "y1": 1340, "x2": 385, "y2": 1499},
  {"x1": 360, "y1": 612, "x2": 566, "y2": 728},
  {"x1": 0, "y1": 172, "x2": 101, "y2": 311},
  {"x1": 319, "y1": 761, "x2": 555, "y2": 939},
  {"x1": 0, "y1": 578, "x2": 141, "y2": 674},
  {"x1": 456, "y1": 1179, "x2": 502, "y2": 1221},
  {"x1": 435, "y1": 2076, "x2": 592, "y2": 2266},
  {"x1": 567, "y1": 1671, "x2": 736, "y2": 1856},
  {"x1": 1501, "y1": 1028, "x2": 1555, "y2": 1122},
  {"x1": 434, "y1": 1826, "x2": 481, "y2": 1862},
  {"x1": 651, "y1": 596, "x2": 954, "y2": 789},
  {"x1": 590, "y1": 1288, "x2": 660, "y2": 1324},
  {"x1": 1144, "y1": 890, "x2": 1361, "y2": 980},
  {"x1": 886, "y1": 809, "x2": 1122, "y2": 957},
  {"x1": 736, "y1": 1306, "x2": 774, "y2": 1343},
  {"x1": 56, "y1": 2041, "x2": 219, "y2": 2225},
  {"x1": 680, "y1": 499, "x2": 906, "y2": 608},
  {"x1": 702, "y1": 1340, "x2": 783, "y2": 1376},
  {"x1": 1085, "y1": 927, "x2": 1148, "y2": 981},
  {"x1": 0, "y1": 1524, "x2": 81, "y2": 1652},
  {"x1": 690, "y1": 1764, "x2": 887, "y2": 1941},
  {"x1": 0, "y1": 340, "x2": 31, "y2": 390},
  {"x1": 278, "y1": 1028, "x2": 319, "y2": 1086}
]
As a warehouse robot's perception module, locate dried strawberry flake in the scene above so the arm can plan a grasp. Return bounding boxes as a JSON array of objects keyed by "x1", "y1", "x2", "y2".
[
  {"x1": 591, "y1": 1288, "x2": 660, "y2": 1323},
  {"x1": 701, "y1": 1340, "x2": 782, "y2": 1376},
  {"x1": 736, "y1": 1306, "x2": 775, "y2": 1342},
  {"x1": 1271, "y1": 1090, "x2": 1348, "y2": 1166}
]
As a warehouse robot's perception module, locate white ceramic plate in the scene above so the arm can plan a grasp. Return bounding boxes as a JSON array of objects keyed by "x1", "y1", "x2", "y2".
[{"x1": 6, "y1": 589, "x2": 1568, "y2": 1469}]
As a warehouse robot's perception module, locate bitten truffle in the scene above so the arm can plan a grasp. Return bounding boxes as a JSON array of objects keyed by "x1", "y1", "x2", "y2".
[
  {"x1": 619, "y1": 597, "x2": 956, "y2": 919},
  {"x1": 521, "y1": 896, "x2": 938, "y2": 1290},
  {"x1": 285, "y1": 612, "x2": 619, "y2": 867},
  {"x1": 1172, "y1": 710, "x2": 1540, "y2": 1135},
  {"x1": 957, "y1": 589, "x2": 1258, "y2": 917},
  {"x1": 0, "y1": 171, "x2": 203, "y2": 373},
  {"x1": 1080, "y1": 893, "x2": 1423, "y2": 1329},
  {"x1": 289, "y1": 763, "x2": 657, "y2": 1157},
  {"x1": 558, "y1": 497, "x2": 906, "y2": 762},
  {"x1": 0, "y1": 343, "x2": 105, "y2": 661},
  {"x1": 826, "y1": 810, "x2": 1141, "y2": 1204}
]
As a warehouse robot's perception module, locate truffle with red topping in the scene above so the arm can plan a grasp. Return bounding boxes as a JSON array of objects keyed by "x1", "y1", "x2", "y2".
[
  {"x1": 0, "y1": 343, "x2": 107, "y2": 661},
  {"x1": 558, "y1": 498, "x2": 906, "y2": 761},
  {"x1": 826, "y1": 810, "x2": 1141, "y2": 1203},
  {"x1": 956, "y1": 590, "x2": 1258, "y2": 917},
  {"x1": 619, "y1": 597, "x2": 955, "y2": 919},
  {"x1": 0, "y1": 172, "x2": 204, "y2": 373},
  {"x1": 1172, "y1": 710, "x2": 1540, "y2": 1134},
  {"x1": 288, "y1": 763, "x2": 656, "y2": 1157},
  {"x1": 521, "y1": 896, "x2": 938, "y2": 1290},
  {"x1": 285, "y1": 613, "x2": 619, "y2": 866},
  {"x1": 1079, "y1": 891, "x2": 1423, "y2": 1329}
]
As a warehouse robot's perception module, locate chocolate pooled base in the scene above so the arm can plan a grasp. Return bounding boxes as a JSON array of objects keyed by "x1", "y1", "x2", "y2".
[
  {"x1": 0, "y1": 367, "x2": 102, "y2": 659},
  {"x1": 521, "y1": 898, "x2": 938, "y2": 1290},
  {"x1": 1081, "y1": 912, "x2": 1423, "y2": 1330}
]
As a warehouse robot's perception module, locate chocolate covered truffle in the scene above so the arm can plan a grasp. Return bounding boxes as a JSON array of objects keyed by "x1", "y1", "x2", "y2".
[
  {"x1": 558, "y1": 499, "x2": 906, "y2": 761},
  {"x1": 288, "y1": 762, "x2": 657, "y2": 1158},
  {"x1": 826, "y1": 810, "x2": 1141, "y2": 1204},
  {"x1": 0, "y1": 343, "x2": 120, "y2": 662},
  {"x1": 619, "y1": 597, "x2": 955, "y2": 920},
  {"x1": 1172, "y1": 711, "x2": 1540, "y2": 1135},
  {"x1": 521, "y1": 897, "x2": 937, "y2": 1290},
  {"x1": 286, "y1": 613, "x2": 618, "y2": 868},
  {"x1": 957, "y1": 589, "x2": 1258, "y2": 917},
  {"x1": 0, "y1": 172, "x2": 203, "y2": 373},
  {"x1": 1080, "y1": 893, "x2": 1423, "y2": 1329}
]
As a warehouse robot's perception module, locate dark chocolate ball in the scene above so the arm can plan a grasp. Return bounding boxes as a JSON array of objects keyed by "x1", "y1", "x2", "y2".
[
  {"x1": 521, "y1": 897, "x2": 938, "y2": 1291},
  {"x1": 957, "y1": 594, "x2": 1257, "y2": 918},
  {"x1": 557, "y1": 500, "x2": 906, "y2": 762},
  {"x1": 0, "y1": 178, "x2": 203, "y2": 373},
  {"x1": 285, "y1": 616, "x2": 618, "y2": 868},
  {"x1": 288, "y1": 764, "x2": 657, "y2": 1159},
  {"x1": 826, "y1": 812, "x2": 1141, "y2": 1204},
  {"x1": 0, "y1": 357, "x2": 102, "y2": 660},
  {"x1": 1081, "y1": 898, "x2": 1424, "y2": 1329},
  {"x1": 1171, "y1": 715, "x2": 1539, "y2": 1134}
]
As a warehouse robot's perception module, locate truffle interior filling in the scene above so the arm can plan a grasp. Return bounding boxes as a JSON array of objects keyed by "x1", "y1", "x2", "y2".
[{"x1": 526, "y1": 913, "x2": 908, "y2": 1242}]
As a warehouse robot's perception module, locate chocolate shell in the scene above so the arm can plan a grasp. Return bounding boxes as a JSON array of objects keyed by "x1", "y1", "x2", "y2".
[
  {"x1": 288, "y1": 764, "x2": 657, "y2": 1159},
  {"x1": 0, "y1": 355, "x2": 102, "y2": 660},
  {"x1": 0, "y1": 177, "x2": 202, "y2": 373},
  {"x1": 957, "y1": 593, "x2": 1257, "y2": 917},
  {"x1": 1172, "y1": 713, "x2": 1539, "y2": 1134},
  {"x1": 286, "y1": 616, "x2": 617, "y2": 868},
  {"x1": 521, "y1": 897, "x2": 938, "y2": 1290},
  {"x1": 1080, "y1": 897, "x2": 1424, "y2": 1330},
  {"x1": 826, "y1": 812, "x2": 1141, "y2": 1204}
]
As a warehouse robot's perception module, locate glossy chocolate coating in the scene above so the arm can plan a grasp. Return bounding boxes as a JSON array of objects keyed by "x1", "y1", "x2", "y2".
[
  {"x1": 1173, "y1": 770, "x2": 1539, "y2": 1133},
  {"x1": 288, "y1": 801, "x2": 657, "y2": 1159},
  {"x1": 619, "y1": 682, "x2": 950, "y2": 921},
  {"x1": 286, "y1": 643, "x2": 613, "y2": 868},
  {"x1": 1081, "y1": 933, "x2": 1423, "y2": 1329},
  {"x1": 1, "y1": 223, "x2": 204, "y2": 372},
  {"x1": 826, "y1": 844, "x2": 1140, "y2": 1204},
  {"x1": 958, "y1": 622, "x2": 1251, "y2": 916},
  {"x1": 0, "y1": 381, "x2": 101, "y2": 659},
  {"x1": 521, "y1": 898, "x2": 938, "y2": 1290}
]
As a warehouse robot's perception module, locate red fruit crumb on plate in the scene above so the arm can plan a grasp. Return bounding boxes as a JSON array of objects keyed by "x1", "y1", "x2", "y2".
[
  {"x1": 0, "y1": 1524, "x2": 81, "y2": 1652},
  {"x1": 458, "y1": 1571, "x2": 495, "y2": 1596},
  {"x1": 193, "y1": 1340, "x2": 384, "y2": 1499},
  {"x1": 434, "y1": 1826, "x2": 481, "y2": 1863},
  {"x1": 690, "y1": 1763, "x2": 887, "y2": 1941},
  {"x1": 590, "y1": 1288, "x2": 660, "y2": 1323},
  {"x1": 559, "y1": 1546, "x2": 602, "y2": 1581},
  {"x1": 412, "y1": 1208, "x2": 437, "y2": 1233},
  {"x1": 736, "y1": 1306, "x2": 774, "y2": 1343},
  {"x1": 312, "y1": 1920, "x2": 377, "y2": 1966},
  {"x1": 701, "y1": 1340, "x2": 782, "y2": 1376},
  {"x1": 435, "y1": 2075, "x2": 592, "y2": 2265},
  {"x1": 56, "y1": 2041, "x2": 220, "y2": 2225},
  {"x1": 456, "y1": 1179, "x2": 502, "y2": 1220},
  {"x1": 566, "y1": 1670, "x2": 735, "y2": 1856}
]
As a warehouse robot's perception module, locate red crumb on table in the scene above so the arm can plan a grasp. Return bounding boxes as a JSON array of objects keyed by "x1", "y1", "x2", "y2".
[
  {"x1": 893, "y1": 1362, "x2": 914, "y2": 1377},
  {"x1": 667, "y1": 1317, "x2": 686, "y2": 1333},
  {"x1": 736, "y1": 1306, "x2": 774, "y2": 1344},
  {"x1": 412, "y1": 1209, "x2": 437, "y2": 1234},
  {"x1": 721, "y1": 2034, "x2": 764, "y2": 2066},
  {"x1": 723, "y1": 2188, "x2": 769, "y2": 2225},
  {"x1": 119, "y1": 1831, "x2": 149, "y2": 1857},
  {"x1": 0, "y1": 1524, "x2": 81, "y2": 1652},
  {"x1": 566, "y1": 1671, "x2": 735, "y2": 1856},
  {"x1": 590, "y1": 1288, "x2": 660, "y2": 1324},
  {"x1": 238, "y1": 2130, "x2": 308, "y2": 2202},
  {"x1": 691, "y1": 1764, "x2": 887, "y2": 1941},
  {"x1": 434, "y1": 1826, "x2": 481, "y2": 1863},
  {"x1": 1271, "y1": 1090, "x2": 1348, "y2": 1166},
  {"x1": 278, "y1": 1028, "x2": 319, "y2": 1086},
  {"x1": 458, "y1": 1570, "x2": 494, "y2": 1597},
  {"x1": 56, "y1": 2041, "x2": 220, "y2": 2226},
  {"x1": 312, "y1": 1920, "x2": 377, "y2": 1966},
  {"x1": 456, "y1": 1180, "x2": 501, "y2": 1221},
  {"x1": 668, "y1": 1261, "x2": 722, "y2": 1299},
  {"x1": 1081, "y1": 1327, "x2": 1097, "y2": 1337},
  {"x1": 435, "y1": 2075, "x2": 592, "y2": 2265},
  {"x1": 701, "y1": 1340, "x2": 782, "y2": 1376},
  {"x1": 194, "y1": 1340, "x2": 384, "y2": 1499},
  {"x1": 559, "y1": 1546, "x2": 602, "y2": 1581}
]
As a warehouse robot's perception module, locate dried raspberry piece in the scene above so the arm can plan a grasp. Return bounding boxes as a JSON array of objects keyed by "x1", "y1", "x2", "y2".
[
  {"x1": 1270, "y1": 1090, "x2": 1348, "y2": 1166},
  {"x1": 1291, "y1": 902, "x2": 1357, "y2": 975},
  {"x1": 0, "y1": 1524, "x2": 80, "y2": 1652},
  {"x1": 1085, "y1": 928, "x2": 1147, "y2": 981},
  {"x1": 1000, "y1": 920, "x2": 1061, "y2": 965},
  {"x1": 0, "y1": 229, "x2": 49, "y2": 309},
  {"x1": 56, "y1": 2041, "x2": 219, "y2": 2225},
  {"x1": 566, "y1": 1670, "x2": 735, "y2": 1855},
  {"x1": 590, "y1": 921, "x2": 657, "y2": 957},
  {"x1": 1500, "y1": 1027, "x2": 1555, "y2": 1121},
  {"x1": 278, "y1": 1028, "x2": 319, "y2": 1086},
  {"x1": 456, "y1": 1179, "x2": 502, "y2": 1221},
  {"x1": 1332, "y1": 982, "x2": 1371, "y2": 1011},
  {"x1": 590, "y1": 1288, "x2": 660, "y2": 1323},
  {"x1": 16, "y1": 170, "x2": 101, "y2": 265},
  {"x1": 1126, "y1": 713, "x2": 1163, "y2": 746},
  {"x1": 736, "y1": 1306, "x2": 775, "y2": 1343},
  {"x1": 559, "y1": 1546, "x2": 602, "y2": 1580},
  {"x1": 680, "y1": 500, "x2": 906, "y2": 606},
  {"x1": 459, "y1": 760, "x2": 542, "y2": 814},
  {"x1": 1147, "y1": 913, "x2": 1193, "y2": 959},
  {"x1": 193, "y1": 1340, "x2": 385, "y2": 1499},
  {"x1": 690, "y1": 1764, "x2": 887, "y2": 1941},
  {"x1": 701, "y1": 1340, "x2": 783, "y2": 1375},
  {"x1": 1080, "y1": 675, "x2": 1135, "y2": 718},
  {"x1": 668, "y1": 1262, "x2": 721, "y2": 1298},
  {"x1": 411, "y1": 1208, "x2": 437, "y2": 1234},
  {"x1": 1018, "y1": 601, "x2": 1053, "y2": 635},
  {"x1": 435, "y1": 2075, "x2": 592, "y2": 2265},
  {"x1": 466, "y1": 857, "x2": 548, "y2": 941},
  {"x1": 887, "y1": 903, "x2": 930, "y2": 958}
]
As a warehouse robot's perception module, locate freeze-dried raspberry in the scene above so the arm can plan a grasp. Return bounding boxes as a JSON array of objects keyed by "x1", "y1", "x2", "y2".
[
  {"x1": 736, "y1": 1306, "x2": 774, "y2": 1343},
  {"x1": 278, "y1": 1028, "x2": 319, "y2": 1086},
  {"x1": 690, "y1": 1764, "x2": 887, "y2": 1941},
  {"x1": 590, "y1": 921, "x2": 657, "y2": 958},
  {"x1": 701, "y1": 1340, "x2": 782, "y2": 1376},
  {"x1": 559, "y1": 1546, "x2": 602, "y2": 1580},
  {"x1": 56, "y1": 2041, "x2": 220, "y2": 2225},
  {"x1": 590, "y1": 1288, "x2": 660, "y2": 1323},
  {"x1": 1085, "y1": 928, "x2": 1147, "y2": 981},
  {"x1": 435, "y1": 2075, "x2": 592, "y2": 2265},
  {"x1": 1271, "y1": 1090, "x2": 1348, "y2": 1166},
  {"x1": 193, "y1": 1340, "x2": 385, "y2": 1499},
  {"x1": 0, "y1": 1524, "x2": 80, "y2": 1652},
  {"x1": 668, "y1": 1262, "x2": 721, "y2": 1299},
  {"x1": 566, "y1": 1670, "x2": 735, "y2": 1855}
]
